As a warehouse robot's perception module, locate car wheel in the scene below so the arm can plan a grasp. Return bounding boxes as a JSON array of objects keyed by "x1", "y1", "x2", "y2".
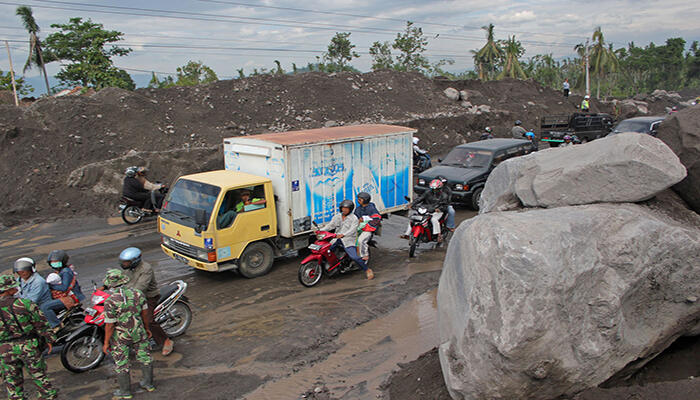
[{"x1": 471, "y1": 187, "x2": 483, "y2": 211}]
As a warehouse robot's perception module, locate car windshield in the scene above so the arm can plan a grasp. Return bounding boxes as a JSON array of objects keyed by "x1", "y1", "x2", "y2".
[
  {"x1": 613, "y1": 120, "x2": 653, "y2": 133},
  {"x1": 441, "y1": 148, "x2": 493, "y2": 168},
  {"x1": 162, "y1": 179, "x2": 221, "y2": 228}
]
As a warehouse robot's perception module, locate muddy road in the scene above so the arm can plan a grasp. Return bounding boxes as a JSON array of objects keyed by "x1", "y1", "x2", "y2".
[{"x1": 0, "y1": 208, "x2": 477, "y2": 400}]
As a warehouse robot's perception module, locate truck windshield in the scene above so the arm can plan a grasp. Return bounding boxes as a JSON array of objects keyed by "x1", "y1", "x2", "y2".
[
  {"x1": 162, "y1": 179, "x2": 221, "y2": 227},
  {"x1": 441, "y1": 148, "x2": 493, "y2": 168},
  {"x1": 613, "y1": 120, "x2": 652, "y2": 134}
]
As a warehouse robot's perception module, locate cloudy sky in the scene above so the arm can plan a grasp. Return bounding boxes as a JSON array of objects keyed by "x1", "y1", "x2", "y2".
[{"x1": 0, "y1": 0, "x2": 698, "y2": 92}]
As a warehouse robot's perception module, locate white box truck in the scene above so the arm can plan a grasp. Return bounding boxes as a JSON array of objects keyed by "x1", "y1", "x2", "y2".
[{"x1": 158, "y1": 124, "x2": 415, "y2": 277}]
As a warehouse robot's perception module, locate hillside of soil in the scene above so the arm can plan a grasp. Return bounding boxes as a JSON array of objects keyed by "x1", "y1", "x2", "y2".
[{"x1": 0, "y1": 71, "x2": 690, "y2": 226}]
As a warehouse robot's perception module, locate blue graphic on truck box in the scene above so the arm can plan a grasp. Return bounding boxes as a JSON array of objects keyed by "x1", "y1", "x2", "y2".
[{"x1": 300, "y1": 135, "x2": 410, "y2": 230}]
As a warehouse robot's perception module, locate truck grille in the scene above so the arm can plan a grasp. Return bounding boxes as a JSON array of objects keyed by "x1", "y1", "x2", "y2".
[{"x1": 165, "y1": 239, "x2": 198, "y2": 259}]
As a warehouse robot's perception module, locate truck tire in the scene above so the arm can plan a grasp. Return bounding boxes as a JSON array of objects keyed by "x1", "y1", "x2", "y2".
[
  {"x1": 238, "y1": 242, "x2": 274, "y2": 278},
  {"x1": 471, "y1": 187, "x2": 483, "y2": 211}
]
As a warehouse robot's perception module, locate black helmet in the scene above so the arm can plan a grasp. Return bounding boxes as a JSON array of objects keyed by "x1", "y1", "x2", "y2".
[
  {"x1": 339, "y1": 199, "x2": 355, "y2": 213},
  {"x1": 357, "y1": 192, "x2": 371, "y2": 203},
  {"x1": 13, "y1": 257, "x2": 35, "y2": 273},
  {"x1": 515, "y1": 120, "x2": 522, "y2": 126},
  {"x1": 47, "y1": 250, "x2": 69, "y2": 269},
  {"x1": 125, "y1": 166, "x2": 138, "y2": 177}
]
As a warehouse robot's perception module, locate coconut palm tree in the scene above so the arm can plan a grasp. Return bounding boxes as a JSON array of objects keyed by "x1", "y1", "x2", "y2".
[
  {"x1": 475, "y1": 24, "x2": 503, "y2": 80},
  {"x1": 589, "y1": 27, "x2": 619, "y2": 99},
  {"x1": 16, "y1": 6, "x2": 51, "y2": 95},
  {"x1": 471, "y1": 49, "x2": 486, "y2": 80},
  {"x1": 497, "y1": 36, "x2": 527, "y2": 79}
]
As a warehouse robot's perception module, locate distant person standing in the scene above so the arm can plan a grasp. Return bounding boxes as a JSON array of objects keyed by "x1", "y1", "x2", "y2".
[
  {"x1": 563, "y1": 79, "x2": 570, "y2": 97},
  {"x1": 581, "y1": 95, "x2": 591, "y2": 112}
]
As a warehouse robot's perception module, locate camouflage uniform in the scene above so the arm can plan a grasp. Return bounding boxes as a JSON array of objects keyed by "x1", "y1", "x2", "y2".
[
  {"x1": 0, "y1": 275, "x2": 57, "y2": 400},
  {"x1": 103, "y1": 280, "x2": 152, "y2": 374}
]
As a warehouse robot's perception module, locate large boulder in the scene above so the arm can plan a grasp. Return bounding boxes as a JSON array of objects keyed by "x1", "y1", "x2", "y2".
[
  {"x1": 444, "y1": 87, "x2": 460, "y2": 101},
  {"x1": 480, "y1": 133, "x2": 686, "y2": 213},
  {"x1": 437, "y1": 192, "x2": 700, "y2": 400},
  {"x1": 656, "y1": 106, "x2": 700, "y2": 213}
]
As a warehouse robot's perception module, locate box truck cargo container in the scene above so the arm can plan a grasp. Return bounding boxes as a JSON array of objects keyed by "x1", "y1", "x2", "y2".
[{"x1": 158, "y1": 124, "x2": 415, "y2": 277}]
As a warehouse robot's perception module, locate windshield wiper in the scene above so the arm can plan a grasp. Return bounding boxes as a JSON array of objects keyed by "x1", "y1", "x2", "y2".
[{"x1": 165, "y1": 210, "x2": 192, "y2": 220}]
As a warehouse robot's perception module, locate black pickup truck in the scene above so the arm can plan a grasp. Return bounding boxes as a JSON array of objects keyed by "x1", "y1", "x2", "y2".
[{"x1": 540, "y1": 113, "x2": 614, "y2": 146}]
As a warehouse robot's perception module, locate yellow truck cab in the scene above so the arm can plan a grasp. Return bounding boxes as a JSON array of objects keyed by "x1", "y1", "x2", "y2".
[{"x1": 159, "y1": 124, "x2": 415, "y2": 277}]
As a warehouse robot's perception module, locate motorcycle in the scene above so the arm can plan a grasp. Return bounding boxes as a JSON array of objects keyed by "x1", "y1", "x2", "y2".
[
  {"x1": 298, "y1": 225, "x2": 372, "y2": 287},
  {"x1": 119, "y1": 185, "x2": 168, "y2": 225},
  {"x1": 60, "y1": 280, "x2": 192, "y2": 373},
  {"x1": 408, "y1": 204, "x2": 449, "y2": 258},
  {"x1": 413, "y1": 152, "x2": 432, "y2": 174},
  {"x1": 49, "y1": 306, "x2": 88, "y2": 352}
]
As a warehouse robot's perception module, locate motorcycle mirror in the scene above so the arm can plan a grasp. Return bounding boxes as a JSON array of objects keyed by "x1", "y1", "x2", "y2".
[{"x1": 194, "y1": 209, "x2": 208, "y2": 234}]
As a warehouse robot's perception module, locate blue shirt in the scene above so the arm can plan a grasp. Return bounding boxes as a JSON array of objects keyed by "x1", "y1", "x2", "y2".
[{"x1": 17, "y1": 273, "x2": 52, "y2": 306}]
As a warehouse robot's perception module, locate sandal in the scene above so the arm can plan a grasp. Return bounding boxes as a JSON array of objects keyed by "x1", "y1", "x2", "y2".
[{"x1": 161, "y1": 339, "x2": 174, "y2": 356}]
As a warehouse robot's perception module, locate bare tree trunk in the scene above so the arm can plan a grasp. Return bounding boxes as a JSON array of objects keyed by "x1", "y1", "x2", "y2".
[{"x1": 35, "y1": 44, "x2": 50, "y2": 95}]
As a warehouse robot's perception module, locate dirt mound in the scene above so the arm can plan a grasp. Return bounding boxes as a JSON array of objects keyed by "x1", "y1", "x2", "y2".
[{"x1": 0, "y1": 71, "x2": 687, "y2": 225}]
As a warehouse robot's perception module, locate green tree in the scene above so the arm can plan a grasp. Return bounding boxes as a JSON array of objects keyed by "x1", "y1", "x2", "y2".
[
  {"x1": 497, "y1": 36, "x2": 527, "y2": 79},
  {"x1": 392, "y1": 21, "x2": 430, "y2": 72},
  {"x1": 175, "y1": 61, "x2": 218, "y2": 86},
  {"x1": 474, "y1": 24, "x2": 504, "y2": 80},
  {"x1": 0, "y1": 69, "x2": 33, "y2": 96},
  {"x1": 44, "y1": 17, "x2": 133, "y2": 90},
  {"x1": 369, "y1": 41, "x2": 394, "y2": 70},
  {"x1": 147, "y1": 72, "x2": 174, "y2": 89},
  {"x1": 15, "y1": 6, "x2": 53, "y2": 95},
  {"x1": 589, "y1": 27, "x2": 619, "y2": 98},
  {"x1": 526, "y1": 54, "x2": 561, "y2": 88},
  {"x1": 237, "y1": 68, "x2": 245, "y2": 79},
  {"x1": 273, "y1": 60, "x2": 284, "y2": 75},
  {"x1": 323, "y1": 32, "x2": 359, "y2": 71}
]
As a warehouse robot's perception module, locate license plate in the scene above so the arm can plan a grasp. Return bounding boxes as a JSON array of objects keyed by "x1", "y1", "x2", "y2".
[
  {"x1": 85, "y1": 307, "x2": 97, "y2": 316},
  {"x1": 308, "y1": 243, "x2": 321, "y2": 251},
  {"x1": 173, "y1": 254, "x2": 189, "y2": 264}
]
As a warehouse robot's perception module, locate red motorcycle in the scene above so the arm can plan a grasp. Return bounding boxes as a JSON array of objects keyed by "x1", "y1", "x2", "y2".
[
  {"x1": 408, "y1": 204, "x2": 449, "y2": 258},
  {"x1": 298, "y1": 227, "x2": 369, "y2": 287}
]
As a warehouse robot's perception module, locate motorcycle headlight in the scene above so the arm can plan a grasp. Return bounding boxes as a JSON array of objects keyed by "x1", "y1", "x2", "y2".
[
  {"x1": 91, "y1": 295, "x2": 105, "y2": 306},
  {"x1": 418, "y1": 179, "x2": 426, "y2": 186},
  {"x1": 418, "y1": 207, "x2": 427, "y2": 214}
]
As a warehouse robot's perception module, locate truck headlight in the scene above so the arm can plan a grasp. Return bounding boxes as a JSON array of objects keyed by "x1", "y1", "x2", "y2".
[
  {"x1": 455, "y1": 184, "x2": 463, "y2": 191},
  {"x1": 197, "y1": 249, "x2": 208, "y2": 260},
  {"x1": 162, "y1": 236, "x2": 171, "y2": 246},
  {"x1": 418, "y1": 178, "x2": 426, "y2": 186}
]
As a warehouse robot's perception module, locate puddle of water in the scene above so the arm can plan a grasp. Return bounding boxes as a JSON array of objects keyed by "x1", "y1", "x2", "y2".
[
  {"x1": 244, "y1": 288, "x2": 439, "y2": 400},
  {"x1": 0, "y1": 238, "x2": 23, "y2": 248}
]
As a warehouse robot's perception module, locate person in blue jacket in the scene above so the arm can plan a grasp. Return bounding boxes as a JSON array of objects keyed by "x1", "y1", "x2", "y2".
[{"x1": 354, "y1": 192, "x2": 382, "y2": 262}]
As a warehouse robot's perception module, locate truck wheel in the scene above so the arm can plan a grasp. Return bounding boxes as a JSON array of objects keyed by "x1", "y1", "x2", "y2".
[
  {"x1": 471, "y1": 187, "x2": 483, "y2": 211},
  {"x1": 238, "y1": 242, "x2": 274, "y2": 278}
]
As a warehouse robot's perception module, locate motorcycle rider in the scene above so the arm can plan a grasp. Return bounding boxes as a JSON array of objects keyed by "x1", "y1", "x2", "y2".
[
  {"x1": 46, "y1": 250, "x2": 85, "y2": 305},
  {"x1": 354, "y1": 192, "x2": 381, "y2": 262},
  {"x1": 511, "y1": 120, "x2": 527, "y2": 138},
  {"x1": 435, "y1": 176, "x2": 456, "y2": 232},
  {"x1": 413, "y1": 137, "x2": 430, "y2": 171},
  {"x1": 13, "y1": 258, "x2": 62, "y2": 329},
  {"x1": 561, "y1": 135, "x2": 574, "y2": 147},
  {"x1": 525, "y1": 131, "x2": 538, "y2": 151},
  {"x1": 122, "y1": 166, "x2": 165, "y2": 212},
  {"x1": 102, "y1": 269, "x2": 155, "y2": 399},
  {"x1": 479, "y1": 127, "x2": 494, "y2": 140},
  {"x1": 119, "y1": 247, "x2": 175, "y2": 356},
  {"x1": 320, "y1": 200, "x2": 374, "y2": 280},
  {"x1": 401, "y1": 179, "x2": 450, "y2": 242}
]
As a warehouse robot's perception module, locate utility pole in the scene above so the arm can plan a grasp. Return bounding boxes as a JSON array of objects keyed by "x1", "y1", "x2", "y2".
[
  {"x1": 4, "y1": 40, "x2": 19, "y2": 106},
  {"x1": 584, "y1": 38, "x2": 590, "y2": 96}
]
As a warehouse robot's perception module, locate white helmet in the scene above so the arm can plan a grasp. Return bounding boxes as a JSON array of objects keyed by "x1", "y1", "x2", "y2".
[
  {"x1": 584, "y1": 95, "x2": 590, "y2": 99},
  {"x1": 413, "y1": 137, "x2": 419, "y2": 145}
]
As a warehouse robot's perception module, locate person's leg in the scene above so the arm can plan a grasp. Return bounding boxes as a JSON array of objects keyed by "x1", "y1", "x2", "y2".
[
  {"x1": 128, "y1": 192, "x2": 150, "y2": 209},
  {"x1": 357, "y1": 231, "x2": 371, "y2": 260},
  {"x1": 344, "y1": 246, "x2": 367, "y2": 271},
  {"x1": 134, "y1": 340, "x2": 155, "y2": 391},
  {"x1": 0, "y1": 350, "x2": 25, "y2": 400},
  {"x1": 446, "y1": 206, "x2": 456, "y2": 230},
  {"x1": 39, "y1": 300, "x2": 63, "y2": 328},
  {"x1": 431, "y1": 211, "x2": 443, "y2": 235},
  {"x1": 23, "y1": 340, "x2": 57, "y2": 400}
]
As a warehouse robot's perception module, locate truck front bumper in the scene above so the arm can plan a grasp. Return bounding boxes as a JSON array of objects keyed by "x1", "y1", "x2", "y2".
[{"x1": 162, "y1": 244, "x2": 221, "y2": 272}]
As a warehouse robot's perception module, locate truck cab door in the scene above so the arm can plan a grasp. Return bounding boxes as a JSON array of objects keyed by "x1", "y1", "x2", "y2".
[{"x1": 214, "y1": 183, "x2": 276, "y2": 262}]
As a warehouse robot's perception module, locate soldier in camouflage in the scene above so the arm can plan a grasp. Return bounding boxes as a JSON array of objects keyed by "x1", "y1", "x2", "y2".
[
  {"x1": 0, "y1": 274, "x2": 57, "y2": 400},
  {"x1": 102, "y1": 269, "x2": 154, "y2": 399}
]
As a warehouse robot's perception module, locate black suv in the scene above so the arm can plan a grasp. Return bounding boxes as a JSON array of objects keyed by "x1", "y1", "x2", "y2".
[
  {"x1": 540, "y1": 112, "x2": 614, "y2": 146},
  {"x1": 414, "y1": 139, "x2": 536, "y2": 210},
  {"x1": 608, "y1": 116, "x2": 665, "y2": 137}
]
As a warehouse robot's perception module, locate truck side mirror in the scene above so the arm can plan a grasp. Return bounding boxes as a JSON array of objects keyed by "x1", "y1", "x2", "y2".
[{"x1": 194, "y1": 209, "x2": 208, "y2": 234}]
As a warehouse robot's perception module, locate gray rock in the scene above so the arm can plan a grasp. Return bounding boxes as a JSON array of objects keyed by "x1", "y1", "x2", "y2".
[
  {"x1": 479, "y1": 133, "x2": 686, "y2": 213},
  {"x1": 438, "y1": 195, "x2": 700, "y2": 400},
  {"x1": 459, "y1": 90, "x2": 468, "y2": 101},
  {"x1": 324, "y1": 120, "x2": 339, "y2": 128},
  {"x1": 656, "y1": 106, "x2": 700, "y2": 213},
  {"x1": 444, "y1": 87, "x2": 460, "y2": 101}
]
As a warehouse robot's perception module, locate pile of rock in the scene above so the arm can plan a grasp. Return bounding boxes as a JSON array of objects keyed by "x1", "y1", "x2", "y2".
[
  {"x1": 437, "y1": 133, "x2": 699, "y2": 400},
  {"x1": 443, "y1": 87, "x2": 492, "y2": 115}
]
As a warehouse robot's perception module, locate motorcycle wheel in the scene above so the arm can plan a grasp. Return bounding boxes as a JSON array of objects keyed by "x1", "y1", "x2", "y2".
[
  {"x1": 409, "y1": 235, "x2": 418, "y2": 258},
  {"x1": 298, "y1": 261, "x2": 323, "y2": 287},
  {"x1": 160, "y1": 301, "x2": 192, "y2": 338},
  {"x1": 60, "y1": 331, "x2": 105, "y2": 373},
  {"x1": 121, "y1": 205, "x2": 143, "y2": 225}
]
